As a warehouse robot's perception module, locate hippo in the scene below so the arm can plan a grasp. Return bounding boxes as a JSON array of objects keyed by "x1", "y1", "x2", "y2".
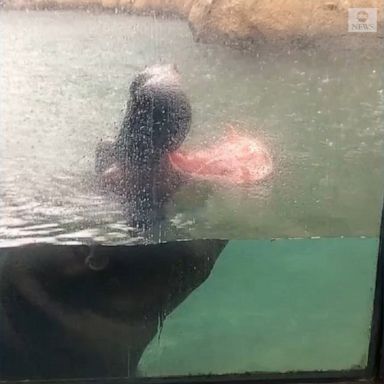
[
  {"x1": 0, "y1": 241, "x2": 227, "y2": 379},
  {"x1": 95, "y1": 64, "x2": 192, "y2": 231},
  {"x1": 0, "y1": 65, "x2": 229, "y2": 380}
]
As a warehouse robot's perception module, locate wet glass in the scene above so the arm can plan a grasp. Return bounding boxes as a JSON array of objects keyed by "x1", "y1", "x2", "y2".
[{"x1": 0, "y1": 5, "x2": 382, "y2": 381}]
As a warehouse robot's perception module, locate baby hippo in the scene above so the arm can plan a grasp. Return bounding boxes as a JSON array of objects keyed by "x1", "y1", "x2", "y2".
[{"x1": 96, "y1": 64, "x2": 192, "y2": 230}]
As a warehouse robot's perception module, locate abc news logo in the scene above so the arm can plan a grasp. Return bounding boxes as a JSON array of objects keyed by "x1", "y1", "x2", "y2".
[{"x1": 348, "y1": 8, "x2": 377, "y2": 32}]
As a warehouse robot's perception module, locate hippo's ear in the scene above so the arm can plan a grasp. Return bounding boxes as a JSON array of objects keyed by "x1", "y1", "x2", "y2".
[{"x1": 129, "y1": 72, "x2": 148, "y2": 99}]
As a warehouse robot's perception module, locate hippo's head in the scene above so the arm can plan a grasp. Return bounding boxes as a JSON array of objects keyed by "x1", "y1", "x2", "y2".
[{"x1": 116, "y1": 64, "x2": 192, "y2": 166}]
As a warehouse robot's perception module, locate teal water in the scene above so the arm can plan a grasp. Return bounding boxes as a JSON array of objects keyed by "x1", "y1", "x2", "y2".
[
  {"x1": 139, "y1": 237, "x2": 379, "y2": 375},
  {"x1": 0, "y1": 10, "x2": 383, "y2": 244}
]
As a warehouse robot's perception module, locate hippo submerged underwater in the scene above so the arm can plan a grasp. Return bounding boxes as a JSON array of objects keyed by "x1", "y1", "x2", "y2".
[
  {"x1": 0, "y1": 64, "x2": 273, "y2": 380},
  {"x1": 0, "y1": 64, "x2": 228, "y2": 380}
]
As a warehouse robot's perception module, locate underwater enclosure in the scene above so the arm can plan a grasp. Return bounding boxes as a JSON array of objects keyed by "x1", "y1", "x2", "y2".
[{"x1": 0, "y1": 4, "x2": 383, "y2": 382}]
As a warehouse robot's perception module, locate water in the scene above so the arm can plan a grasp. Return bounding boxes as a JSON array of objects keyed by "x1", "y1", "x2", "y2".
[{"x1": 1, "y1": 10, "x2": 383, "y2": 245}]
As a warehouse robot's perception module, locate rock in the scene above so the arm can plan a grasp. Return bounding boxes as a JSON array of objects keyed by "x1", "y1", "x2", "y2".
[
  {"x1": 188, "y1": 0, "x2": 383, "y2": 48},
  {"x1": 101, "y1": 0, "x2": 119, "y2": 9},
  {"x1": 323, "y1": 2, "x2": 338, "y2": 11},
  {"x1": 1, "y1": 0, "x2": 382, "y2": 49},
  {"x1": 127, "y1": 0, "x2": 194, "y2": 17}
]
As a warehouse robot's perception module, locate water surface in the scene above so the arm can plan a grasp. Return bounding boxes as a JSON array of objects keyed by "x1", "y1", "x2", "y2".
[{"x1": 1, "y1": 10, "x2": 383, "y2": 245}]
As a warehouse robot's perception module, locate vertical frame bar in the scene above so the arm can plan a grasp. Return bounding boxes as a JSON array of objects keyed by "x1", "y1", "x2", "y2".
[
  {"x1": 366, "y1": 204, "x2": 383, "y2": 380},
  {"x1": 379, "y1": 226, "x2": 384, "y2": 379}
]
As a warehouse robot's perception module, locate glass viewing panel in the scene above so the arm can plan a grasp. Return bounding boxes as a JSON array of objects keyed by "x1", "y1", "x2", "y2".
[{"x1": 0, "y1": 3, "x2": 382, "y2": 381}]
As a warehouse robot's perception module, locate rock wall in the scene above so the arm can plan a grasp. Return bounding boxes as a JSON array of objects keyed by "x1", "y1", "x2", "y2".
[
  {"x1": 2, "y1": 0, "x2": 383, "y2": 48},
  {"x1": 188, "y1": 0, "x2": 383, "y2": 47}
]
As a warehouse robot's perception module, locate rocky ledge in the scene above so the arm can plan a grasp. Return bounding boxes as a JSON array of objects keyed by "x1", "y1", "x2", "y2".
[{"x1": 2, "y1": 0, "x2": 383, "y2": 49}]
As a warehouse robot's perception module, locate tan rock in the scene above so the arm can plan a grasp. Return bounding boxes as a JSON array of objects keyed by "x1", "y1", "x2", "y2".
[
  {"x1": 4, "y1": 0, "x2": 101, "y2": 9},
  {"x1": 2, "y1": 0, "x2": 382, "y2": 49},
  {"x1": 126, "y1": 0, "x2": 194, "y2": 16},
  {"x1": 188, "y1": 0, "x2": 383, "y2": 46},
  {"x1": 101, "y1": 0, "x2": 119, "y2": 9}
]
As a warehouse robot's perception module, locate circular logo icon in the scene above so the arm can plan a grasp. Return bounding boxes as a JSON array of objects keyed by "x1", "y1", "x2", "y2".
[{"x1": 357, "y1": 10, "x2": 369, "y2": 23}]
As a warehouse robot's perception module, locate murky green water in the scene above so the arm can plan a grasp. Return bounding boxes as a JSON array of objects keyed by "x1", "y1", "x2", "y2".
[
  {"x1": 139, "y1": 238, "x2": 378, "y2": 375},
  {"x1": 1, "y1": 10, "x2": 383, "y2": 245}
]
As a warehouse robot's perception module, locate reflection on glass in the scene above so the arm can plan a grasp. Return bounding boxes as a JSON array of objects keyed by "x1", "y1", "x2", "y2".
[{"x1": 0, "y1": 3, "x2": 382, "y2": 382}]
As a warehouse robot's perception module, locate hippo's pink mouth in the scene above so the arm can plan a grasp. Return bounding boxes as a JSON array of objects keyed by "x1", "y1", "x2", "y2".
[{"x1": 168, "y1": 128, "x2": 273, "y2": 185}]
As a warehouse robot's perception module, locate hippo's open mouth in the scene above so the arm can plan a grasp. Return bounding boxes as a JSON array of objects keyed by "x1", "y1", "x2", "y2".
[{"x1": 169, "y1": 127, "x2": 273, "y2": 185}]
